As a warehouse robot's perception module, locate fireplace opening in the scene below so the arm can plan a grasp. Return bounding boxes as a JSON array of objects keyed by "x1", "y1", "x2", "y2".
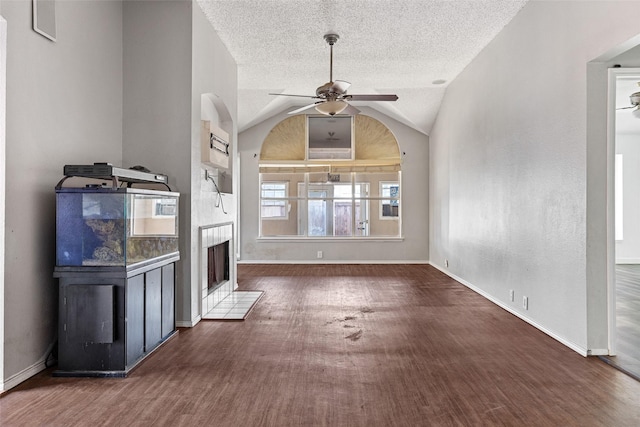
[{"x1": 207, "y1": 241, "x2": 229, "y2": 294}]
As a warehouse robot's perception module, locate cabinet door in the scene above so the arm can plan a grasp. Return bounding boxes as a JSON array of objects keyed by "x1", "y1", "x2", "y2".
[
  {"x1": 145, "y1": 268, "x2": 162, "y2": 351},
  {"x1": 65, "y1": 284, "x2": 114, "y2": 344},
  {"x1": 126, "y1": 275, "x2": 145, "y2": 367},
  {"x1": 161, "y1": 263, "x2": 175, "y2": 338}
]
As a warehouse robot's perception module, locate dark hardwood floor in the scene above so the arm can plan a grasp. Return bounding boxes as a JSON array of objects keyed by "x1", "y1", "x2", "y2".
[
  {"x1": 601, "y1": 265, "x2": 640, "y2": 379},
  {"x1": 2, "y1": 264, "x2": 640, "y2": 426}
]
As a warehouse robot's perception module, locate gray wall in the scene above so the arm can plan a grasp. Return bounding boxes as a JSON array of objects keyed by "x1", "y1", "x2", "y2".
[
  {"x1": 2, "y1": 0, "x2": 238, "y2": 390},
  {"x1": 238, "y1": 107, "x2": 429, "y2": 262},
  {"x1": 2, "y1": 0, "x2": 123, "y2": 383},
  {"x1": 122, "y1": 1, "x2": 238, "y2": 326},
  {"x1": 429, "y1": 0, "x2": 640, "y2": 355},
  {"x1": 123, "y1": 0, "x2": 193, "y2": 324}
]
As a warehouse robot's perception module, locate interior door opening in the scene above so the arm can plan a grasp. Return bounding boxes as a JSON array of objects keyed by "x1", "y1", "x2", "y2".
[{"x1": 605, "y1": 68, "x2": 640, "y2": 380}]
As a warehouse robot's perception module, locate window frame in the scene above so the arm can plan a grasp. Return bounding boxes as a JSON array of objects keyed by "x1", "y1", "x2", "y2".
[
  {"x1": 260, "y1": 181, "x2": 290, "y2": 220},
  {"x1": 258, "y1": 172, "x2": 401, "y2": 238},
  {"x1": 379, "y1": 181, "x2": 400, "y2": 220}
]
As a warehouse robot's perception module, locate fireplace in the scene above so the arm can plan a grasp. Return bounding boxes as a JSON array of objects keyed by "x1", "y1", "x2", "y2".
[
  {"x1": 200, "y1": 223, "x2": 235, "y2": 316},
  {"x1": 207, "y1": 241, "x2": 229, "y2": 293}
]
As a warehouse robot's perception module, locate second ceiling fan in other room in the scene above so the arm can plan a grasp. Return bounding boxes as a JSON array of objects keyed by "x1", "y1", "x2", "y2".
[{"x1": 270, "y1": 33, "x2": 398, "y2": 116}]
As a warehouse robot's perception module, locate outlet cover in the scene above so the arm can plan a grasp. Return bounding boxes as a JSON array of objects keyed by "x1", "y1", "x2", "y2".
[
  {"x1": 509, "y1": 290, "x2": 514, "y2": 302},
  {"x1": 317, "y1": 251, "x2": 323, "y2": 259},
  {"x1": 523, "y1": 296, "x2": 528, "y2": 310}
]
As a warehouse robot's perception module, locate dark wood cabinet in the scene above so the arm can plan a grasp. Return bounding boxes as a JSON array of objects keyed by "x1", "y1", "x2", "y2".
[{"x1": 54, "y1": 255, "x2": 178, "y2": 377}]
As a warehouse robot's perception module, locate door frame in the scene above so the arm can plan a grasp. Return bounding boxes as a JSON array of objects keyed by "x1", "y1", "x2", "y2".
[
  {"x1": 606, "y1": 67, "x2": 640, "y2": 356},
  {"x1": 0, "y1": 15, "x2": 7, "y2": 391}
]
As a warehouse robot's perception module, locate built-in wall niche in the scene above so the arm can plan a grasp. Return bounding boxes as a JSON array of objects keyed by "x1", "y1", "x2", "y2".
[
  {"x1": 307, "y1": 115, "x2": 353, "y2": 160},
  {"x1": 201, "y1": 93, "x2": 233, "y2": 193},
  {"x1": 201, "y1": 120, "x2": 229, "y2": 169},
  {"x1": 201, "y1": 121, "x2": 232, "y2": 193}
]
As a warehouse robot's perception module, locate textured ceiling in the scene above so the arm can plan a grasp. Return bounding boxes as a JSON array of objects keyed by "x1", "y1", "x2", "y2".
[{"x1": 197, "y1": 0, "x2": 528, "y2": 135}]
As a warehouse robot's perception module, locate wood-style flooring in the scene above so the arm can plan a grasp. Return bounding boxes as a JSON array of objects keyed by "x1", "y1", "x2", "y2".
[
  {"x1": 601, "y1": 265, "x2": 640, "y2": 379},
  {"x1": 2, "y1": 264, "x2": 640, "y2": 426}
]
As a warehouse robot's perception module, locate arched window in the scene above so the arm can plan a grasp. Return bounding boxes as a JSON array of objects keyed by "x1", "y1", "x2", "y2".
[{"x1": 259, "y1": 115, "x2": 401, "y2": 238}]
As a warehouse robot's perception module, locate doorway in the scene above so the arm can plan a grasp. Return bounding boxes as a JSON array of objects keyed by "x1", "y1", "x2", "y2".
[
  {"x1": 605, "y1": 68, "x2": 640, "y2": 379},
  {"x1": 0, "y1": 16, "x2": 6, "y2": 391},
  {"x1": 298, "y1": 182, "x2": 371, "y2": 237}
]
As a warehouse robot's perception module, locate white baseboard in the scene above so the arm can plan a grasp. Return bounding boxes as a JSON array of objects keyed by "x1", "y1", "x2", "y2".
[
  {"x1": 1, "y1": 356, "x2": 48, "y2": 393},
  {"x1": 428, "y1": 262, "x2": 589, "y2": 357},
  {"x1": 237, "y1": 260, "x2": 429, "y2": 265},
  {"x1": 176, "y1": 315, "x2": 201, "y2": 328},
  {"x1": 587, "y1": 348, "x2": 609, "y2": 356}
]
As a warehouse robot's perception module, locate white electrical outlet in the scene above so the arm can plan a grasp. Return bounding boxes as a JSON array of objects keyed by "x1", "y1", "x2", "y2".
[
  {"x1": 509, "y1": 290, "x2": 515, "y2": 302},
  {"x1": 317, "y1": 251, "x2": 323, "y2": 259},
  {"x1": 523, "y1": 296, "x2": 528, "y2": 310}
]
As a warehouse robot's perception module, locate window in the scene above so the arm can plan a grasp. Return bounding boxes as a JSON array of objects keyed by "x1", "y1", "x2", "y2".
[
  {"x1": 615, "y1": 154, "x2": 623, "y2": 241},
  {"x1": 302, "y1": 182, "x2": 370, "y2": 237},
  {"x1": 380, "y1": 182, "x2": 399, "y2": 219},
  {"x1": 261, "y1": 182, "x2": 289, "y2": 219},
  {"x1": 258, "y1": 115, "x2": 402, "y2": 239},
  {"x1": 153, "y1": 198, "x2": 177, "y2": 217},
  {"x1": 259, "y1": 172, "x2": 401, "y2": 238}
]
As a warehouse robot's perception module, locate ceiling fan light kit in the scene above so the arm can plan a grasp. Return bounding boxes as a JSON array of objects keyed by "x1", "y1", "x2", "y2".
[
  {"x1": 315, "y1": 99, "x2": 348, "y2": 116},
  {"x1": 270, "y1": 33, "x2": 398, "y2": 116}
]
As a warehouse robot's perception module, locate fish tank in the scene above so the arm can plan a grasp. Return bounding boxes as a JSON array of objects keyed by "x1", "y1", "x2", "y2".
[{"x1": 56, "y1": 188, "x2": 179, "y2": 267}]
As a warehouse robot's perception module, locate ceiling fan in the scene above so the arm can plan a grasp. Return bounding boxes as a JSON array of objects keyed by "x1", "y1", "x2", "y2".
[
  {"x1": 269, "y1": 33, "x2": 398, "y2": 116},
  {"x1": 617, "y1": 83, "x2": 640, "y2": 117}
]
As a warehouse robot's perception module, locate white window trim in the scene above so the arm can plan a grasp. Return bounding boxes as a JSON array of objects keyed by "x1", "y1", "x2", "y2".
[
  {"x1": 259, "y1": 172, "x2": 402, "y2": 238},
  {"x1": 261, "y1": 181, "x2": 290, "y2": 220},
  {"x1": 379, "y1": 181, "x2": 400, "y2": 220}
]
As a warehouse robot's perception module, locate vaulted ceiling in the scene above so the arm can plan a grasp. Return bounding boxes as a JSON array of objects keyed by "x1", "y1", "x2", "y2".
[{"x1": 197, "y1": 0, "x2": 528, "y2": 135}]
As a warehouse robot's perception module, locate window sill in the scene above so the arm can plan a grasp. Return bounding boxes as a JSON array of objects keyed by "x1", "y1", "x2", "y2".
[{"x1": 256, "y1": 236, "x2": 405, "y2": 243}]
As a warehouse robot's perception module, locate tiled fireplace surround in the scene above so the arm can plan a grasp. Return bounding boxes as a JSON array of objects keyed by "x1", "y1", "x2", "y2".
[{"x1": 200, "y1": 223, "x2": 236, "y2": 316}]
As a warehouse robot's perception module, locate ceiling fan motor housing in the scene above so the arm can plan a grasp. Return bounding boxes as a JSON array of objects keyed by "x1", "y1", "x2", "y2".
[{"x1": 316, "y1": 82, "x2": 338, "y2": 98}]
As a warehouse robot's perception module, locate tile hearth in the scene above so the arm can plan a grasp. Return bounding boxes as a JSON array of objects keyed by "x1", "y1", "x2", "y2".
[{"x1": 202, "y1": 291, "x2": 263, "y2": 320}]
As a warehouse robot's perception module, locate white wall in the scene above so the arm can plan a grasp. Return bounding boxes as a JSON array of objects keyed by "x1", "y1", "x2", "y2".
[
  {"x1": 191, "y1": 4, "x2": 238, "y2": 321},
  {"x1": 238, "y1": 107, "x2": 429, "y2": 262},
  {"x1": 2, "y1": 0, "x2": 123, "y2": 388},
  {"x1": 429, "y1": 0, "x2": 640, "y2": 355}
]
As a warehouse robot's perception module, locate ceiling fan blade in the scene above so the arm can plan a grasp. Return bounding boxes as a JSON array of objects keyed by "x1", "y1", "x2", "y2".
[
  {"x1": 288, "y1": 103, "x2": 320, "y2": 115},
  {"x1": 341, "y1": 104, "x2": 361, "y2": 116},
  {"x1": 330, "y1": 80, "x2": 351, "y2": 94},
  {"x1": 345, "y1": 94, "x2": 399, "y2": 102},
  {"x1": 269, "y1": 93, "x2": 319, "y2": 99}
]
